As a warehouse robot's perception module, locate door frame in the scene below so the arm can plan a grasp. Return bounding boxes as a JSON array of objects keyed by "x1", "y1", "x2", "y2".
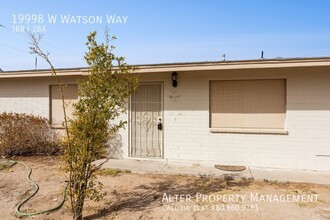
[{"x1": 128, "y1": 81, "x2": 164, "y2": 159}]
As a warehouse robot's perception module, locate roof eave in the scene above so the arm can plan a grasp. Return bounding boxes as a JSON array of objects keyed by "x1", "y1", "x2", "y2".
[{"x1": 1, "y1": 57, "x2": 330, "y2": 78}]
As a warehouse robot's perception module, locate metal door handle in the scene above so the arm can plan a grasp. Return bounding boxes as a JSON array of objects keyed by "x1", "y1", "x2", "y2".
[
  {"x1": 158, "y1": 122, "x2": 162, "y2": 130},
  {"x1": 157, "y1": 117, "x2": 162, "y2": 130}
]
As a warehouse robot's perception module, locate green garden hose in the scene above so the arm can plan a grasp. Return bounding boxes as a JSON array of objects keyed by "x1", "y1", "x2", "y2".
[{"x1": 14, "y1": 161, "x2": 68, "y2": 217}]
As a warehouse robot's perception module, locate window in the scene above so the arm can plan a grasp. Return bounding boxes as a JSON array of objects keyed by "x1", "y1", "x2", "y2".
[
  {"x1": 210, "y1": 79, "x2": 287, "y2": 134},
  {"x1": 50, "y1": 84, "x2": 78, "y2": 127}
]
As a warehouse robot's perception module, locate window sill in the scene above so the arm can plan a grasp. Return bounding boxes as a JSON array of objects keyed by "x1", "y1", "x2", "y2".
[{"x1": 210, "y1": 128, "x2": 288, "y2": 135}]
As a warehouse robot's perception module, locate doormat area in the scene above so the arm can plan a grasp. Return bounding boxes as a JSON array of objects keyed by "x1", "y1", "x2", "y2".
[
  {"x1": 0, "y1": 159, "x2": 16, "y2": 170},
  {"x1": 215, "y1": 165, "x2": 246, "y2": 172}
]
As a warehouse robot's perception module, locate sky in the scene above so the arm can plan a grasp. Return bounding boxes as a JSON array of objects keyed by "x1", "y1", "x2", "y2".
[{"x1": 1, "y1": 0, "x2": 330, "y2": 71}]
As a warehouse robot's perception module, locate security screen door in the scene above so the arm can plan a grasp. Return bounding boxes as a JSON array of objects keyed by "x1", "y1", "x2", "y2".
[{"x1": 130, "y1": 83, "x2": 163, "y2": 158}]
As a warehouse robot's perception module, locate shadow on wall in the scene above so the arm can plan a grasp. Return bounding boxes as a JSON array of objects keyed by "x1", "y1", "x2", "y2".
[{"x1": 106, "y1": 132, "x2": 124, "y2": 159}]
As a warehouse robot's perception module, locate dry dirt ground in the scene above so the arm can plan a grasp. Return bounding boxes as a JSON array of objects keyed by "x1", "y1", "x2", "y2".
[{"x1": 0, "y1": 156, "x2": 330, "y2": 220}]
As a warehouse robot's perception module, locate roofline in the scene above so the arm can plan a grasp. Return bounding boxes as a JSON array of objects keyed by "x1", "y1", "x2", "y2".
[{"x1": 1, "y1": 56, "x2": 330, "y2": 78}]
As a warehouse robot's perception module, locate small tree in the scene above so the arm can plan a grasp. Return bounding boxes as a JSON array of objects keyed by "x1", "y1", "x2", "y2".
[{"x1": 30, "y1": 30, "x2": 138, "y2": 220}]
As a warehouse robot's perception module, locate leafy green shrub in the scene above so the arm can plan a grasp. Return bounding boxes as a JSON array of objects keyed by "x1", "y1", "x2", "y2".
[
  {"x1": 0, "y1": 112, "x2": 61, "y2": 156},
  {"x1": 29, "y1": 29, "x2": 137, "y2": 220}
]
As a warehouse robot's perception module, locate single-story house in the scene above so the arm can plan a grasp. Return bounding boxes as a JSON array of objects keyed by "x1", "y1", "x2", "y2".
[{"x1": 1, "y1": 57, "x2": 330, "y2": 172}]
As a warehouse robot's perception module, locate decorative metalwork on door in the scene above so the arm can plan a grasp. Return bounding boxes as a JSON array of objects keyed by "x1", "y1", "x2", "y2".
[{"x1": 130, "y1": 83, "x2": 163, "y2": 158}]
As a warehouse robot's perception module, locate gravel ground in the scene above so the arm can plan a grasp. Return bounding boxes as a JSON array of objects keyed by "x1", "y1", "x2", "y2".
[{"x1": 0, "y1": 156, "x2": 329, "y2": 220}]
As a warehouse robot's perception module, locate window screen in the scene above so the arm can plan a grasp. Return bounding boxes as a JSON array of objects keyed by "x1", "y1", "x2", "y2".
[
  {"x1": 210, "y1": 79, "x2": 286, "y2": 129},
  {"x1": 50, "y1": 84, "x2": 78, "y2": 127}
]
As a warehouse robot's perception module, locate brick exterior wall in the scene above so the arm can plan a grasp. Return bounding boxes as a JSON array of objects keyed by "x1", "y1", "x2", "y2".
[
  {"x1": 0, "y1": 77, "x2": 79, "y2": 118},
  {"x1": 1, "y1": 67, "x2": 330, "y2": 171},
  {"x1": 137, "y1": 67, "x2": 330, "y2": 171}
]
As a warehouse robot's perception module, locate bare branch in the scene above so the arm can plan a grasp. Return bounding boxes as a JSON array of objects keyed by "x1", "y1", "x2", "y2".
[
  {"x1": 27, "y1": 31, "x2": 74, "y2": 210},
  {"x1": 27, "y1": 31, "x2": 70, "y2": 141}
]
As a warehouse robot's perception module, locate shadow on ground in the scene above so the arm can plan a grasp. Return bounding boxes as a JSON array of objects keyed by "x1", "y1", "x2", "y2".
[{"x1": 84, "y1": 175, "x2": 252, "y2": 219}]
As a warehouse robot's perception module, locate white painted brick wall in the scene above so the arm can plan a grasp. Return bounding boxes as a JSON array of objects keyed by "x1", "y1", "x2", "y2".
[
  {"x1": 0, "y1": 78, "x2": 49, "y2": 118},
  {"x1": 1, "y1": 67, "x2": 330, "y2": 171},
  {"x1": 135, "y1": 68, "x2": 330, "y2": 171},
  {"x1": 0, "y1": 77, "x2": 79, "y2": 118}
]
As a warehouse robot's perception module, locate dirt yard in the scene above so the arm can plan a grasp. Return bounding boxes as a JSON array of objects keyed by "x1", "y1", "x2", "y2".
[{"x1": 0, "y1": 156, "x2": 330, "y2": 220}]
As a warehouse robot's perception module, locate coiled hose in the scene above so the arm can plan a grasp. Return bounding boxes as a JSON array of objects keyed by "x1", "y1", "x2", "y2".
[{"x1": 14, "y1": 161, "x2": 68, "y2": 217}]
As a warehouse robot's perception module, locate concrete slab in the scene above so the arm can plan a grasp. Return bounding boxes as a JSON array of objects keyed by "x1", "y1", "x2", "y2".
[
  {"x1": 96, "y1": 159, "x2": 330, "y2": 185},
  {"x1": 97, "y1": 159, "x2": 253, "y2": 181},
  {"x1": 162, "y1": 163, "x2": 251, "y2": 179},
  {"x1": 162, "y1": 163, "x2": 226, "y2": 176},
  {"x1": 97, "y1": 159, "x2": 166, "y2": 173},
  {"x1": 250, "y1": 167, "x2": 330, "y2": 185}
]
